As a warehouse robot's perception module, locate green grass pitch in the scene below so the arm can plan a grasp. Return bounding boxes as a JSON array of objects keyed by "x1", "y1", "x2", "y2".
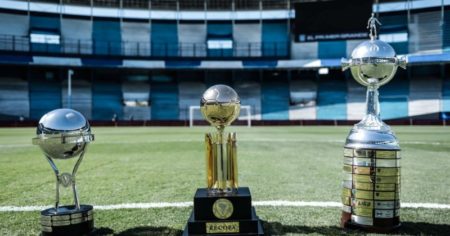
[{"x1": 0, "y1": 126, "x2": 449, "y2": 235}]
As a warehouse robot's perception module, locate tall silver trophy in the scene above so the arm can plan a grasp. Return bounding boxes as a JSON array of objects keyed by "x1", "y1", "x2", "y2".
[
  {"x1": 32, "y1": 109, "x2": 95, "y2": 236},
  {"x1": 340, "y1": 14, "x2": 406, "y2": 232}
]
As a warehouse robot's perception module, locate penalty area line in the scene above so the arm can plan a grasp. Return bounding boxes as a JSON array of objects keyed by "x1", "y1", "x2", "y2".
[{"x1": 1, "y1": 201, "x2": 450, "y2": 212}]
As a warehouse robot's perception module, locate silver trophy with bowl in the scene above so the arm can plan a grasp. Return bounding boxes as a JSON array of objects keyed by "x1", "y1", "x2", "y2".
[
  {"x1": 340, "y1": 14, "x2": 406, "y2": 232},
  {"x1": 32, "y1": 108, "x2": 95, "y2": 236}
]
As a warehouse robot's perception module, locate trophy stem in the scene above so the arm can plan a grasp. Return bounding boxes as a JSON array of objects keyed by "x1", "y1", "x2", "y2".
[
  {"x1": 355, "y1": 80, "x2": 388, "y2": 131},
  {"x1": 366, "y1": 82, "x2": 380, "y2": 118},
  {"x1": 216, "y1": 126, "x2": 227, "y2": 192}
]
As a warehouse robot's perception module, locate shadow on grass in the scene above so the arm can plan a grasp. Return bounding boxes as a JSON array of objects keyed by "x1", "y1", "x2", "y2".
[
  {"x1": 263, "y1": 221, "x2": 450, "y2": 235},
  {"x1": 115, "y1": 226, "x2": 183, "y2": 236},
  {"x1": 90, "y1": 227, "x2": 115, "y2": 235}
]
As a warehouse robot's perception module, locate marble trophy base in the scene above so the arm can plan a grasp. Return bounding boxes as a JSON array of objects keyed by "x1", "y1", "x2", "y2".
[
  {"x1": 183, "y1": 187, "x2": 264, "y2": 236},
  {"x1": 40, "y1": 205, "x2": 94, "y2": 236}
]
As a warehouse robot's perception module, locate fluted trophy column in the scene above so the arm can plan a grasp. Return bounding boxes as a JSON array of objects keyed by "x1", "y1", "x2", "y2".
[
  {"x1": 32, "y1": 109, "x2": 95, "y2": 236},
  {"x1": 340, "y1": 13, "x2": 407, "y2": 232}
]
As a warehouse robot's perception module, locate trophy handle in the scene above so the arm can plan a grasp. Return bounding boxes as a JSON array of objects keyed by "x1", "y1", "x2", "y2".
[
  {"x1": 45, "y1": 155, "x2": 60, "y2": 210},
  {"x1": 341, "y1": 58, "x2": 350, "y2": 71}
]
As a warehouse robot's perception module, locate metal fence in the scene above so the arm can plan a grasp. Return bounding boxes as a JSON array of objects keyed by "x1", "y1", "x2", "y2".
[
  {"x1": 0, "y1": 34, "x2": 289, "y2": 58},
  {"x1": 28, "y1": 0, "x2": 290, "y2": 10}
]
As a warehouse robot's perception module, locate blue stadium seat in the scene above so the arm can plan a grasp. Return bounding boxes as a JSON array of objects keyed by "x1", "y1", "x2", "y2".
[
  {"x1": 92, "y1": 19, "x2": 122, "y2": 55},
  {"x1": 151, "y1": 80, "x2": 179, "y2": 120},
  {"x1": 261, "y1": 79, "x2": 289, "y2": 120},
  {"x1": 379, "y1": 77, "x2": 409, "y2": 120},
  {"x1": 151, "y1": 21, "x2": 178, "y2": 57},
  {"x1": 262, "y1": 21, "x2": 289, "y2": 57},
  {"x1": 316, "y1": 79, "x2": 347, "y2": 120},
  {"x1": 92, "y1": 80, "x2": 123, "y2": 120},
  {"x1": 29, "y1": 76, "x2": 62, "y2": 119}
]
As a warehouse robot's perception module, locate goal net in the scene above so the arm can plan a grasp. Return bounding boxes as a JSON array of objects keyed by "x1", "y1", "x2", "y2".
[{"x1": 189, "y1": 105, "x2": 252, "y2": 127}]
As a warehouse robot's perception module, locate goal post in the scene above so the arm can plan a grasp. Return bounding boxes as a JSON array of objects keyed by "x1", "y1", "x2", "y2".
[{"x1": 189, "y1": 105, "x2": 252, "y2": 127}]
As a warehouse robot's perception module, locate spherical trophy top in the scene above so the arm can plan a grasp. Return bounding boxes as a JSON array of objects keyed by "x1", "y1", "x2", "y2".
[
  {"x1": 33, "y1": 108, "x2": 94, "y2": 160},
  {"x1": 200, "y1": 84, "x2": 240, "y2": 127},
  {"x1": 342, "y1": 39, "x2": 406, "y2": 87}
]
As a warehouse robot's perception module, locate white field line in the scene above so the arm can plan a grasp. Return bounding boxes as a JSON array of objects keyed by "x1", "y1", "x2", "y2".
[
  {"x1": 1, "y1": 140, "x2": 447, "y2": 148},
  {"x1": 1, "y1": 201, "x2": 450, "y2": 212}
]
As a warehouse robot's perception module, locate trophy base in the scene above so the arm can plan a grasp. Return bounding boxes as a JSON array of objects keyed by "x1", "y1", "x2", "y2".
[
  {"x1": 40, "y1": 204, "x2": 94, "y2": 236},
  {"x1": 183, "y1": 187, "x2": 264, "y2": 235},
  {"x1": 341, "y1": 212, "x2": 400, "y2": 233}
]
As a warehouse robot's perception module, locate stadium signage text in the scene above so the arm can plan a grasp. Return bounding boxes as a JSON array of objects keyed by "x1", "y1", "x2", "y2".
[{"x1": 298, "y1": 32, "x2": 369, "y2": 42}]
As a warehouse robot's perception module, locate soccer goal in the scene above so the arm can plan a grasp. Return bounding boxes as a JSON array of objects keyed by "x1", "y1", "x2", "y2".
[{"x1": 189, "y1": 105, "x2": 252, "y2": 127}]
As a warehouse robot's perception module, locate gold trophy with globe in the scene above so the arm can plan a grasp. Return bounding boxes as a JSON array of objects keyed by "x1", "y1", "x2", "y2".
[
  {"x1": 340, "y1": 14, "x2": 406, "y2": 232},
  {"x1": 183, "y1": 85, "x2": 263, "y2": 235},
  {"x1": 32, "y1": 109, "x2": 95, "y2": 235}
]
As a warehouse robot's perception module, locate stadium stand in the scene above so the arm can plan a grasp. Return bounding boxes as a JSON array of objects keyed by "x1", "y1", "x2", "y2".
[
  {"x1": 151, "y1": 20, "x2": 178, "y2": 57},
  {"x1": 62, "y1": 78, "x2": 92, "y2": 120},
  {"x1": 288, "y1": 79, "x2": 317, "y2": 120},
  {"x1": 151, "y1": 76, "x2": 179, "y2": 120},
  {"x1": 409, "y1": 77, "x2": 442, "y2": 119},
  {"x1": 92, "y1": 79, "x2": 123, "y2": 120},
  {"x1": 207, "y1": 21, "x2": 233, "y2": 57},
  {"x1": 409, "y1": 11, "x2": 442, "y2": 53},
  {"x1": 178, "y1": 80, "x2": 206, "y2": 120},
  {"x1": 92, "y1": 19, "x2": 122, "y2": 55},
  {"x1": 178, "y1": 22, "x2": 207, "y2": 57},
  {"x1": 122, "y1": 80, "x2": 151, "y2": 121},
  {"x1": 234, "y1": 71, "x2": 262, "y2": 120},
  {"x1": 61, "y1": 17, "x2": 93, "y2": 54},
  {"x1": 29, "y1": 71, "x2": 62, "y2": 120},
  {"x1": 262, "y1": 21, "x2": 289, "y2": 57},
  {"x1": 261, "y1": 73, "x2": 289, "y2": 120},
  {"x1": 122, "y1": 21, "x2": 151, "y2": 57},
  {"x1": 233, "y1": 22, "x2": 262, "y2": 57},
  {"x1": 379, "y1": 75, "x2": 409, "y2": 120},
  {"x1": 346, "y1": 78, "x2": 366, "y2": 121},
  {"x1": 442, "y1": 78, "x2": 450, "y2": 117},
  {"x1": 30, "y1": 14, "x2": 61, "y2": 53},
  {"x1": 316, "y1": 77, "x2": 347, "y2": 120},
  {"x1": 0, "y1": 0, "x2": 448, "y2": 124},
  {"x1": 318, "y1": 41, "x2": 346, "y2": 59},
  {"x1": 379, "y1": 13, "x2": 408, "y2": 54},
  {"x1": 0, "y1": 77, "x2": 29, "y2": 120}
]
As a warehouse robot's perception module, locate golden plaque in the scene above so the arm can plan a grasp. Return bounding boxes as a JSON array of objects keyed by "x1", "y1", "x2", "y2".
[{"x1": 206, "y1": 222, "x2": 239, "y2": 234}]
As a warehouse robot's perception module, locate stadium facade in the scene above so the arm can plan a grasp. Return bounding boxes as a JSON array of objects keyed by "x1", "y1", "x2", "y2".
[{"x1": 0, "y1": 0, "x2": 449, "y2": 124}]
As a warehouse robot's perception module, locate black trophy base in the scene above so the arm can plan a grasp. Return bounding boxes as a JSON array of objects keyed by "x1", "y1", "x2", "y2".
[
  {"x1": 183, "y1": 187, "x2": 264, "y2": 236},
  {"x1": 341, "y1": 212, "x2": 401, "y2": 233},
  {"x1": 40, "y1": 204, "x2": 94, "y2": 236}
]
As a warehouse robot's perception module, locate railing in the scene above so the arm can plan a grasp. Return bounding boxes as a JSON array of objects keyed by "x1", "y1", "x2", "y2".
[
  {"x1": 28, "y1": 0, "x2": 290, "y2": 10},
  {"x1": 0, "y1": 34, "x2": 289, "y2": 58}
]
